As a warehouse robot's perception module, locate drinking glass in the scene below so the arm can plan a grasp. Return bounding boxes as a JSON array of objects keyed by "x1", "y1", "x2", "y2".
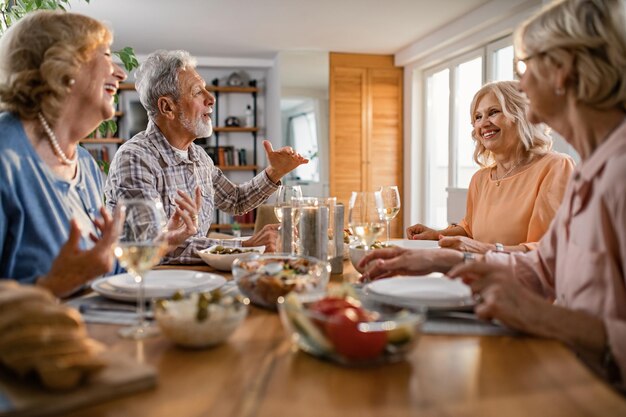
[
  {"x1": 113, "y1": 198, "x2": 166, "y2": 339},
  {"x1": 378, "y1": 185, "x2": 401, "y2": 243},
  {"x1": 274, "y1": 185, "x2": 303, "y2": 222},
  {"x1": 348, "y1": 191, "x2": 385, "y2": 248}
]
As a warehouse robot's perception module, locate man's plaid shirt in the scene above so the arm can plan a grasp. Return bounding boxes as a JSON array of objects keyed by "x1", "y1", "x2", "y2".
[{"x1": 104, "y1": 120, "x2": 278, "y2": 264}]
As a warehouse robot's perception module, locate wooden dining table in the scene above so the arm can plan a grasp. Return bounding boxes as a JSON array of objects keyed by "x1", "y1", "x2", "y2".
[{"x1": 65, "y1": 261, "x2": 626, "y2": 417}]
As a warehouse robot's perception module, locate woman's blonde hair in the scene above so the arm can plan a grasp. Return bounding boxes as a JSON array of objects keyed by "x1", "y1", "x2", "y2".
[
  {"x1": 514, "y1": 0, "x2": 626, "y2": 111},
  {"x1": 0, "y1": 10, "x2": 112, "y2": 124},
  {"x1": 470, "y1": 80, "x2": 552, "y2": 167}
]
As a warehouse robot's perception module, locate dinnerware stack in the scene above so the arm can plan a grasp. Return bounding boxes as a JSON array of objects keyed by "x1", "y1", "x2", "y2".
[{"x1": 91, "y1": 270, "x2": 227, "y2": 303}]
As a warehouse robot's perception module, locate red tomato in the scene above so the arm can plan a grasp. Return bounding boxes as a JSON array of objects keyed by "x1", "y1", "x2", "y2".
[
  {"x1": 324, "y1": 307, "x2": 387, "y2": 361},
  {"x1": 310, "y1": 297, "x2": 357, "y2": 316}
]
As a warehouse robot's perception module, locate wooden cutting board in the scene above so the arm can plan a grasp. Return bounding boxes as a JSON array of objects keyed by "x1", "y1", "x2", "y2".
[{"x1": 0, "y1": 351, "x2": 157, "y2": 417}]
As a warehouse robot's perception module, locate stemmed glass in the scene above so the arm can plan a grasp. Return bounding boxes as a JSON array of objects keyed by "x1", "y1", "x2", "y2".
[
  {"x1": 348, "y1": 191, "x2": 386, "y2": 248},
  {"x1": 274, "y1": 185, "x2": 303, "y2": 222},
  {"x1": 378, "y1": 185, "x2": 401, "y2": 243},
  {"x1": 113, "y1": 198, "x2": 166, "y2": 339}
]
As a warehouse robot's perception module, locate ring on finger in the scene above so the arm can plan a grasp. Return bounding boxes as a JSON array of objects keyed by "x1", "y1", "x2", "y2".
[{"x1": 473, "y1": 293, "x2": 484, "y2": 304}]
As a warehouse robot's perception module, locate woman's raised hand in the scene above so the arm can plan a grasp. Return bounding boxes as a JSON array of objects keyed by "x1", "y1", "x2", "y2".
[{"x1": 38, "y1": 207, "x2": 122, "y2": 298}]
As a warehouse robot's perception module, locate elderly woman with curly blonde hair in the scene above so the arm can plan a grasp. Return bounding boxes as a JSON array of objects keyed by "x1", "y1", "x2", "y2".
[
  {"x1": 407, "y1": 80, "x2": 574, "y2": 253},
  {"x1": 0, "y1": 11, "x2": 128, "y2": 297}
]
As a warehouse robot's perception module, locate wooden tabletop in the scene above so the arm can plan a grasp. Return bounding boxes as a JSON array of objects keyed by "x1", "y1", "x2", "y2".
[{"x1": 68, "y1": 261, "x2": 626, "y2": 417}]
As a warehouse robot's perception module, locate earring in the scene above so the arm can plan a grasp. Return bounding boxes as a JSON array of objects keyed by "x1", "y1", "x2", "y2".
[
  {"x1": 555, "y1": 87, "x2": 564, "y2": 96},
  {"x1": 68, "y1": 78, "x2": 75, "y2": 87}
]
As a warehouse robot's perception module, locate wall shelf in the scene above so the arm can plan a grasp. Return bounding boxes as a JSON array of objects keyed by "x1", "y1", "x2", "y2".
[
  {"x1": 210, "y1": 223, "x2": 255, "y2": 230},
  {"x1": 213, "y1": 127, "x2": 259, "y2": 133},
  {"x1": 80, "y1": 138, "x2": 125, "y2": 144},
  {"x1": 207, "y1": 86, "x2": 259, "y2": 94},
  {"x1": 217, "y1": 165, "x2": 258, "y2": 171}
]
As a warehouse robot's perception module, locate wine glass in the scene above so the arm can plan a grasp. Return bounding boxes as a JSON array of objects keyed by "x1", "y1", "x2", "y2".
[
  {"x1": 348, "y1": 191, "x2": 385, "y2": 248},
  {"x1": 378, "y1": 185, "x2": 401, "y2": 243},
  {"x1": 113, "y1": 198, "x2": 166, "y2": 339},
  {"x1": 274, "y1": 185, "x2": 303, "y2": 222}
]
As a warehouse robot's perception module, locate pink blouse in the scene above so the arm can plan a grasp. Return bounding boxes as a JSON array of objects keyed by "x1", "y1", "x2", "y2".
[{"x1": 486, "y1": 119, "x2": 626, "y2": 384}]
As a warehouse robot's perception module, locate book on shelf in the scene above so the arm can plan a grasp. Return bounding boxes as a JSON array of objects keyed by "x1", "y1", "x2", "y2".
[
  {"x1": 85, "y1": 146, "x2": 110, "y2": 163},
  {"x1": 215, "y1": 210, "x2": 255, "y2": 226},
  {"x1": 203, "y1": 146, "x2": 248, "y2": 166}
]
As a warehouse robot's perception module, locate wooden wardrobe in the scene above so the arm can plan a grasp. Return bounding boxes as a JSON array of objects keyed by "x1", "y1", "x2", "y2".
[{"x1": 329, "y1": 53, "x2": 404, "y2": 238}]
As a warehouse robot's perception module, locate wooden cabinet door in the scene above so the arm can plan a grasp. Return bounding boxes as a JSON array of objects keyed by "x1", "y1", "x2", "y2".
[
  {"x1": 368, "y1": 68, "x2": 403, "y2": 238},
  {"x1": 330, "y1": 53, "x2": 404, "y2": 238},
  {"x1": 329, "y1": 66, "x2": 367, "y2": 208}
]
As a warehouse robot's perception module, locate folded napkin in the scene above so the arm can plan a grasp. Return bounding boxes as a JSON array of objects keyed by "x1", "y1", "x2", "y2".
[
  {"x1": 423, "y1": 312, "x2": 518, "y2": 336},
  {"x1": 66, "y1": 294, "x2": 143, "y2": 325}
]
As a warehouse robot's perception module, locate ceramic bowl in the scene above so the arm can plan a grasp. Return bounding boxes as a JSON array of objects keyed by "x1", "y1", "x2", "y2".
[
  {"x1": 154, "y1": 291, "x2": 248, "y2": 348},
  {"x1": 197, "y1": 244, "x2": 265, "y2": 272},
  {"x1": 349, "y1": 242, "x2": 396, "y2": 273}
]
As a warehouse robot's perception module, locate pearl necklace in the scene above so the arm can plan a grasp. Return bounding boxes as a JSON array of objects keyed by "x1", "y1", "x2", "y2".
[
  {"x1": 38, "y1": 112, "x2": 77, "y2": 166},
  {"x1": 494, "y1": 160, "x2": 521, "y2": 187}
]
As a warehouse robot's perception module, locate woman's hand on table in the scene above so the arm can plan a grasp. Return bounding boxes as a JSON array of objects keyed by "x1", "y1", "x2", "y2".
[
  {"x1": 447, "y1": 260, "x2": 546, "y2": 333},
  {"x1": 406, "y1": 223, "x2": 439, "y2": 240},
  {"x1": 438, "y1": 235, "x2": 492, "y2": 253},
  {"x1": 38, "y1": 207, "x2": 121, "y2": 298}
]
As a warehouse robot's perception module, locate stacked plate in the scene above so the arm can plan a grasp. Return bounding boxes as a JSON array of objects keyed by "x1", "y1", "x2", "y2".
[
  {"x1": 363, "y1": 275, "x2": 475, "y2": 311},
  {"x1": 391, "y1": 239, "x2": 440, "y2": 249},
  {"x1": 92, "y1": 270, "x2": 226, "y2": 302}
]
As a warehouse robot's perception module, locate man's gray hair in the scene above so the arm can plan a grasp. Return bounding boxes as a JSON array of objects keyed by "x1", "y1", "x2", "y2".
[{"x1": 134, "y1": 50, "x2": 197, "y2": 119}]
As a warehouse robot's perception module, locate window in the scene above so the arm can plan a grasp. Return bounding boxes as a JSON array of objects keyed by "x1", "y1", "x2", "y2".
[
  {"x1": 422, "y1": 38, "x2": 514, "y2": 227},
  {"x1": 288, "y1": 111, "x2": 319, "y2": 182}
]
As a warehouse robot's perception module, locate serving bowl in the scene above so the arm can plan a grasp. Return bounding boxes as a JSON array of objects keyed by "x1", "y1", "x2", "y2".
[
  {"x1": 197, "y1": 244, "x2": 265, "y2": 271},
  {"x1": 232, "y1": 254, "x2": 330, "y2": 310},
  {"x1": 154, "y1": 291, "x2": 248, "y2": 348},
  {"x1": 278, "y1": 289, "x2": 424, "y2": 366},
  {"x1": 349, "y1": 242, "x2": 396, "y2": 273}
]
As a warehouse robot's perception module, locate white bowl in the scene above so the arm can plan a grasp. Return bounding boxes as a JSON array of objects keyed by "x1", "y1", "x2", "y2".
[
  {"x1": 349, "y1": 242, "x2": 396, "y2": 273},
  {"x1": 155, "y1": 292, "x2": 248, "y2": 348},
  {"x1": 197, "y1": 244, "x2": 265, "y2": 271}
]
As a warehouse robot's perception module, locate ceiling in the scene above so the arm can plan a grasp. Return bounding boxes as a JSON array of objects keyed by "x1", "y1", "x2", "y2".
[{"x1": 69, "y1": 0, "x2": 490, "y2": 59}]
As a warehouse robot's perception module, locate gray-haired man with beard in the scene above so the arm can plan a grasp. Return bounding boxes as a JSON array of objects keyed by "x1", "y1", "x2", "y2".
[{"x1": 105, "y1": 50, "x2": 307, "y2": 264}]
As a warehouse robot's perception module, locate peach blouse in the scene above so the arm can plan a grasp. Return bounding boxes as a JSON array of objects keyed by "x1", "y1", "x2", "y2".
[{"x1": 459, "y1": 152, "x2": 574, "y2": 250}]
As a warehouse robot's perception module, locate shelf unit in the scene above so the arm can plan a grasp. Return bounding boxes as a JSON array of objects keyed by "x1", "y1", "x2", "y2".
[
  {"x1": 80, "y1": 85, "x2": 135, "y2": 170},
  {"x1": 206, "y1": 79, "x2": 260, "y2": 232}
]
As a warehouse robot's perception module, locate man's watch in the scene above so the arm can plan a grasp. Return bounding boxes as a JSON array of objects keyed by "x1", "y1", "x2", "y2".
[{"x1": 495, "y1": 242, "x2": 505, "y2": 252}]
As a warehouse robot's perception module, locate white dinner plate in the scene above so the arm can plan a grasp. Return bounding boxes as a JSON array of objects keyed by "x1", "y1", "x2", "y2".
[
  {"x1": 93, "y1": 270, "x2": 226, "y2": 302},
  {"x1": 364, "y1": 276, "x2": 474, "y2": 310},
  {"x1": 392, "y1": 239, "x2": 440, "y2": 249}
]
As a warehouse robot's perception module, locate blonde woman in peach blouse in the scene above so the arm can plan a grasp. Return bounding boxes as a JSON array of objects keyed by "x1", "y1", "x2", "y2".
[{"x1": 408, "y1": 81, "x2": 574, "y2": 253}]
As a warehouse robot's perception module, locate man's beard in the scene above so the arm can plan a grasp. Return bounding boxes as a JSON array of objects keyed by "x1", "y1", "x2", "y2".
[{"x1": 179, "y1": 111, "x2": 213, "y2": 138}]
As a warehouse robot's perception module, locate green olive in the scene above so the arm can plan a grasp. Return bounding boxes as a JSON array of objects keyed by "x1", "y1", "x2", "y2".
[{"x1": 171, "y1": 290, "x2": 184, "y2": 301}]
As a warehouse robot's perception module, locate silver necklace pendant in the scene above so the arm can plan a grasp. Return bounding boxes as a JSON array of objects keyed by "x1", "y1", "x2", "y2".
[{"x1": 38, "y1": 112, "x2": 78, "y2": 166}]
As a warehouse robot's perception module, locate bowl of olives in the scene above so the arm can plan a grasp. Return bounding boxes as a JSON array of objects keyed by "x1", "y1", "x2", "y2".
[
  {"x1": 197, "y1": 244, "x2": 265, "y2": 271},
  {"x1": 349, "y1": 241, "x2": 396, "y2": 274},
  {"x1": 154, "y1": 290, "x2": 248, "y2": 348}
]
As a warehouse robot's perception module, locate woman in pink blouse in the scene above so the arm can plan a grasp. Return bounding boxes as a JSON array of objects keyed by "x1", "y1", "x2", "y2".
[
  {"x1": 361, "y1": 0, "x2": 626, "y2": 389},
  {"x1": 407, "y1": 81, "x2": 574, "y2": 253}
]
